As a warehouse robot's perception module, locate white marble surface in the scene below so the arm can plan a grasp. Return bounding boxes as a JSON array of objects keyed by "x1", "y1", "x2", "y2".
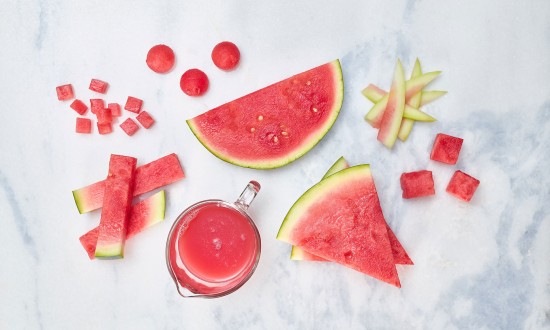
[{"x1": 1, "y1": 1, "x2": 549, "y2": 329}]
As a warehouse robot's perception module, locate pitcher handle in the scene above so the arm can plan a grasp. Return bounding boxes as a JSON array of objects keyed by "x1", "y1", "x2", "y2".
[{"x1": 235, "y1": 181, "x2": 261, "y2": 211}]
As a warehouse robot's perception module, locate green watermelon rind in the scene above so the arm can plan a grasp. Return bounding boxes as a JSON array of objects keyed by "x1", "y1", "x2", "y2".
[
  {"x1": 277, "y1": 164, "x2": 372, "y2": 241},
  {"x1": 186, "y1": 60, "x2": 344, "y2": 170}
]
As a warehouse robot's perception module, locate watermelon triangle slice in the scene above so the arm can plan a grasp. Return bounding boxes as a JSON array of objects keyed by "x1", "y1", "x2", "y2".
[
  {"x1": 277, "y1": 164, "x2": 401, "y2": 287},
  {"x1": 187, "y1": 60, "x2": 344, "y2": 169},
  {"x1": 290, "y1": 157, "x2": 413, "y2": 265}
]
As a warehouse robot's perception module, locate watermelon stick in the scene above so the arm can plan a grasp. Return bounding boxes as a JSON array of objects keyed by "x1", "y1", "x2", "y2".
[
  {"x1": 72, "y1": 153, "x2": 184, "y2": 214},
  {"x1": 364, "y1": 71, "x2": 441, "y2": 128},
  {"x1": 94, "y1": 155, "x2": 137, "y2": 259},
  {"x1": 79, "y1": 191, "x2": 166, "y2": 260}
]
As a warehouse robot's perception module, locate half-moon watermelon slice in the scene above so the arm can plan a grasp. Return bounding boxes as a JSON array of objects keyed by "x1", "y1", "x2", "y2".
[
  {"x1": 277, "y1": 164, "x2": 401, "y2": 287},
  {"x1": 187, "y1": 60, "x2": 344, "y2": 169}
]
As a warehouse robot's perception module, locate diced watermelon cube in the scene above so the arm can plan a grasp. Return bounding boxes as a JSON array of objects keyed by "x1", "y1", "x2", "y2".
[
  {"x1": 89, "y1": 79, "x2": 109, "y2": 93},
  {"x1": 120, "y1": 118, "x2": 140, "y2": 136},
  {"x1": 96, "y1": 108, "x2": 112, "y2": 124},
  {"x1": 446, "y1": 170, "x2": 480, "y2": 202},
  {"x1": 400, "y1": 170, "x2": 435, "y2": 199},
  {"x1": 70, "y1": 99, "x2": 88, "y2": 115},
  {"x1": 56, "y1": 84, "x2": 74, "y2": 101},
  {"x1": 124, "y1": 96, "x2": 143, "y2": 113},
  {"x1": 430, "y1": 133, "x2": 464, "y2": 165},
  {"x1": 108, "y1": 103, "x2": 121, "y2": 116},
  {"x1": 136, "y1": 111, "x2": 155, "y2": 128},
  {"x1": 97, "y1": 122, "x2": 112, "y2": 135},
  {"x1": 76, "y1": 118, "x2": 92, "y2": 134},
  {"x1": 90, "y1": 99, "x2": 105, "y2": 114}
]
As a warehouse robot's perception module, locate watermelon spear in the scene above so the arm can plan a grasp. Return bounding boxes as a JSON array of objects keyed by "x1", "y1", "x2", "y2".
[{"x1": 377, "y1": 60, "x2": 406, "y2": 149}]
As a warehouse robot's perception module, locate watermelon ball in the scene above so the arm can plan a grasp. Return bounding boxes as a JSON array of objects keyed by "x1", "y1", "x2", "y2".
[
  {"x1": 211, "y1": 41, "x2": 240, "y2": 71},
  {"x1": 146, "y1": 44, "x2": 175, "y2": 74},
  {"x1": 180, "y1": 69, "x2": 209, "y2": 96}
]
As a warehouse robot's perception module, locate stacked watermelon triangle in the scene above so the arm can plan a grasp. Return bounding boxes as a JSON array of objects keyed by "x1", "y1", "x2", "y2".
[{"x1": 277, "y1": 157, "x2": 412, "y2": 287}]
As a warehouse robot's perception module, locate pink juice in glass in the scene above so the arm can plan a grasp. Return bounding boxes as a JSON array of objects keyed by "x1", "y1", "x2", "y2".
[{"x1": 166, "y1": 181, "x2": 261, "y2": 298}]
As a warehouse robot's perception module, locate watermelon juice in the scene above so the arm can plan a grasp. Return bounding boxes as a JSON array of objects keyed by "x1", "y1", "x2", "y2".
[{"x1": 167, "y1": 182, "x2": 261, "y2": 298}]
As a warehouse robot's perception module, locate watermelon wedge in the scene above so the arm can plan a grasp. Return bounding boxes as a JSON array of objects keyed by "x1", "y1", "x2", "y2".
[
  {"x1": 80, "y1": 190, "x2": 166, "y2": 259},
  {"x1": 95, "y1": 155, "x2": 137, "y2": 259},
  {"x1": 73, "y1": 153, "x2": 184, "y2": 214},
  {"x1": 378, "y1": 60, "x2": 406, "y2": 149},
  {"x1": 277, "y1": 165, "x2": 401, "y2": 287},
  {"x1": 187, "y1": 60, "x2": 344, "y2": 169},
  {"x1": 364, "y1": 70, "x2": 441, "y2": 128},
  {"x1": 290, "y1": 157, "x2": 413, "y2": 265},
  {"x1": 398, "y1": 59, "x2": 423, "y2": 141}
]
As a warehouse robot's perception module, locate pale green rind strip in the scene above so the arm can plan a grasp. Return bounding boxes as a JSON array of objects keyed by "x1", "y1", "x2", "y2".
[
  {"x1": 377, "y1": 60, "x2": 405, "y2": 149},
  {"x1": 95, "y1": 243, "x2": 124, "y2": 259},
  {"x1": 72, "y1": 190, "x2": 87, "y2": 214},
  {"x1": 403, "y1": 105, "x2": 436, "y2": 122},
  {"x1": 187, "y1": 60, "x2": 344, "y2": 170},
  {"x1": 420, "y1": 90, "x2": 447, "y2": 106},
  {"x1": 149, "y1": 190, "x2": 166, "y2": 225},
  {"x1": 290, "y1": 156, "x2": 349, "y2": 260},
  {"x1": 398, "y1": 59, "x2": 424, "y2": 141},
  {"x1": 277, "y1": 164, "x2": 371, "y2": 242},
  {"x1": 364, "y1": 70, "x2": 440, "y2": 128}
]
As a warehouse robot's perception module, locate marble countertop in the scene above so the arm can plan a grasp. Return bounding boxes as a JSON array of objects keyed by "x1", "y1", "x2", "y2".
[{"x1": 1, "y1": 1, "x2": 549, "y2": 329}]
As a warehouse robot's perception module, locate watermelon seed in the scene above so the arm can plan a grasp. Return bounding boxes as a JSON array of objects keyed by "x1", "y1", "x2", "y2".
[
  {"x1": 250, "y1": 127, "x2": 255, "y2": 133},
  {"x1": 273, "y1": 136, "x2": 279, "y2": 143},
  {"x1": 312, "y1": 107, "x2": 318, "y2": 113},
  {"x1": 257, "y1": 115, "x2": 263, "y2": 121},
  {"x1": 281, "y1": 131, "x2": 288, "y2": 136},
  {"x1": 306, "y1": 80, "x2": 311, "y2": 86}
]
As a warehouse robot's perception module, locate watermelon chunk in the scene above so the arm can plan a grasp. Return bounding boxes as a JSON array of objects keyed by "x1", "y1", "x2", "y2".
[
  {"x1": 70, "y1": 99, "x2": 88, "y2": 115},
  {"x1": 76, "y1": 118, "x2": 92, "y2": 134},
  {"x1": 89, "y1": 79, "x2": 109, "y2": 94},
  {"x1": 187, "y1": 60, "x2": 344, "y2": 169},
  {"x1": 96, "y1": 108, "x2": 113, "y2": 124},
  {"x1": 72, "y1": 153, "x2": 185, "y2": 213},
  {"x1": 56, "y1": 84, "x2": 74, "y2": 101},
  {"x1": 80, "y1": 190, "x2": 166, "y2": 259},
  {"x1": 291, "y1": 157, "x2": 413, "y2": 265},
  {"x1": 108, "y1": 103, "x2": 121, "y2": 117},
  {"x1": 400, "y1": 170, "x2": 435, "y2": 199},
  {"x1": 378, "y1": 60, "x2": 406, "y2": 149},
  {"x1": 120, "y1": 118, "x2": 140, "y2": 136},
  {"x1": 124, "y1": 96, "x2": 143, "y2": 114},
  {"x1": 136, "y1": 111, "x2": 155, "y2": 128},
  {"x1": 446, "y1": 170, "x2": 480, "y2": 202},
  {"x1": 430, "y1": 133, "x2": 464, "y2": 165},
  {"x1": 95, "y1": 155, "x2": 137, "y2": 259},
  {"x1": 90, "y1": 99, "x2": 105, "y2": 115},
  {"x1": 278, "y1": 165, "x2": 401, "y2": 287},
  {"x1": 97, "y1": 122, "x2": 112, "y2": 135}
]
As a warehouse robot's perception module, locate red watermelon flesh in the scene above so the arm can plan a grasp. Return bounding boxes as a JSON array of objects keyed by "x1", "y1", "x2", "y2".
[
  {"x1": 80, "y1": 190, "x2": 165, "y2": 259},
  {"x1": 430, "y1": 133, "x2": 464, "y2": 165},
  {"x1": 72, "y1": 153, "x2": 184, "y2": 213},
  {"x1": 278, "y1": 165, "x2": 401, "y2": 287},
  {"x1": 95, "y1": 154, "x2": 137, "y2": 259},
  {"x1": 446, "y1": 170, "x2": 480, "y2": 202},
  {"x1": 292, "y1": 157, "x2": 413, "y2": 265},
  {"x1": 400, "y1": 170, "x2": 435, "y2": 199},
  {"x1": 187, "y1": 60, "x2": 344, "y2": 169}
]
